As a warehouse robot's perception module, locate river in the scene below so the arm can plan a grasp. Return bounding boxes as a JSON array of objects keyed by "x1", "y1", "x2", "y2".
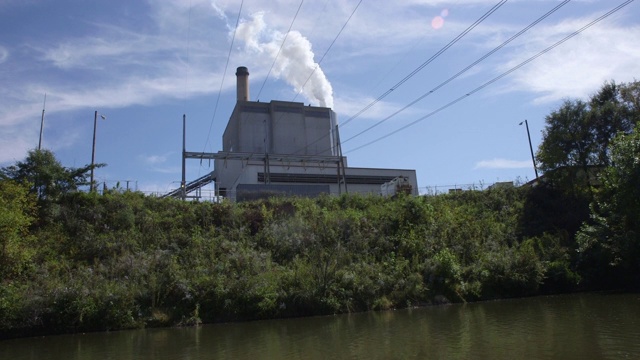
[{"x1": 1, "y1": 292, "x2": 639, "y2": 359}]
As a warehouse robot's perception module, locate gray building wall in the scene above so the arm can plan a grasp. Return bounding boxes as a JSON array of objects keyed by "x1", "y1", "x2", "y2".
[
  {"x1": 213, "y1": 159, "x2": 418, "y2": 202},
  {"x1": 214, "y1": 98, "x2": 417, "y2": 202},
  {"x1": 223, "y1": 101, "x2": 337, "y2": 156}
]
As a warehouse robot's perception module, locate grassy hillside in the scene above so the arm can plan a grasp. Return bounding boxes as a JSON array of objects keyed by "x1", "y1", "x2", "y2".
[{"x1": 0, "y1": 186, "x2": 587, "y2": 338}]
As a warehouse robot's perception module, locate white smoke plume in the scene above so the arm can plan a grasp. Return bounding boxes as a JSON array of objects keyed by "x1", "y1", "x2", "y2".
[{"x1": 235, "y1": 12, "x2": 334, "y2": 108}]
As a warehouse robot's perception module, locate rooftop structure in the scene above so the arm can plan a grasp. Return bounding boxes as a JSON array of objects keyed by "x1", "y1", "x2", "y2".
[{"x1": 167, "y1": 67, "x2": 418, "y2": 202}]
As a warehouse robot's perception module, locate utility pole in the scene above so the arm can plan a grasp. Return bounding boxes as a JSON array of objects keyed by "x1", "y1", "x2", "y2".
[
  {"x1": 335, "y1": 124, "x2": 348, "y2": 194},
  {"x1": 38, "y1": 94, "x2": 46, "y2": 150},
  {"x1": 520, "y1": 119, "x2": 539, "y2": 180},
  {"x1": 181, "y1": 114, "x2": 186, "y2": 200},
  {"x1": 90, "y1": 111, "x2": 98, "y2": 192},
  {"x1": 90, "y1": 111, "x2": 106, "y2": 192}
]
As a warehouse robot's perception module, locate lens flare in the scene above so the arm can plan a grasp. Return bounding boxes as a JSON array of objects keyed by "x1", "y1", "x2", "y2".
[{"x1": 431, "y1": 16, "x2": 445, "y2": 29}]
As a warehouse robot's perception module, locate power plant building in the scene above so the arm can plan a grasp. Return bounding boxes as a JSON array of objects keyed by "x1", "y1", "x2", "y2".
[{"x1": 208, "y1": 67, "x2": 418, "y2": 201}]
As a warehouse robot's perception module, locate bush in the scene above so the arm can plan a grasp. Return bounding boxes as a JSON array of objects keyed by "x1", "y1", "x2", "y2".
[{"x1": 0, "y1": 187, "x2": 586, "y2": 338}]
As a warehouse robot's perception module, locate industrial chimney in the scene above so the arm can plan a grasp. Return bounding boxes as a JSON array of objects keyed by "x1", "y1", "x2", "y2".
[{"x1": 236, "y1": 66, "x2": 249, "y2": 102}]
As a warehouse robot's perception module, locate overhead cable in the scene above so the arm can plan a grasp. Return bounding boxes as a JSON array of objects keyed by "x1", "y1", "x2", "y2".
[
  {"x1": 201, "y1": 0, "x2": 245, "y2": 157},
  {"x1": 340, "y1": 0, "x2": 508, "y2": 128},
  {"x1": 342, "y1": 0, "x2": 571, "y2": 145},
  {"x1": 255, "y1": 0, "x2": 305, "y2": 101},
  {"x1": 345, "y1": 0, "x2": 635, "y2": 154},
  {"x1": 291, "y1": 0, "x2": 363, "y2": 104},
  {"x1": 293, "y1": 0, "x2": 507, "y2": 155}
]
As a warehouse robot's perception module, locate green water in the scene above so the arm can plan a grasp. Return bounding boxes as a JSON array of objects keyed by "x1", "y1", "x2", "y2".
[{"x1": 1, "y1": 293, "x2": 639, "y2": 359}]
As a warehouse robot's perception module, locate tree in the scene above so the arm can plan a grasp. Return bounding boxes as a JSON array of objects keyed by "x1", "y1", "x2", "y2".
[
  {"x1": 587, "y1": 81, "x2": 636, "y2": 166},
  {"x1": 536, "y1": 81, "x2": 637, "y2": 193},
  {"x1": 537, "y1": 99, "x2": 593, "y2": 172},
  {"x1": 536, "y1": 99, "x2": 596, "y2": 195},
  {"x1": 577, "y1": 124, "x2": 640, "y2": 286},
  {"x1": 618, "y1": 79, "x2": 640, "y2": 123},
  {"x1": 0, "y1": 149, "x2": 99, "y2": 201}
]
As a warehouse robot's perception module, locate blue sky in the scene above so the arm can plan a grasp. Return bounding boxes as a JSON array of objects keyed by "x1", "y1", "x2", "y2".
[{"x1": 1, "y1": 0, "x2": 639, "y2": 195}]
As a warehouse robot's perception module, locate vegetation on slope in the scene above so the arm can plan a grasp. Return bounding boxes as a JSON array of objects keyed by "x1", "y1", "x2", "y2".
[
  {"x1": 1, "y1": 186, "x2": 581, "y2": 338},
  {"x1": 1, "y1": 80, "x2": 638, "y2": 338}
]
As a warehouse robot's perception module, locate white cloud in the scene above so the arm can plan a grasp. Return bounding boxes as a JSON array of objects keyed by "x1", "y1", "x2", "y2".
[
  {"x1": 0, "y1": 46, "x2": 7, "y2": 64},
  {"x1": 139, "y1": 154, "x2": 168, "y2": 165},
  {"x1": 0, "y1": 128, "x2": 35, "y2": 163},
  {"x1": 474, "y1": 158, "x2": 532, "y2": 170},
  {"x1": 42, "y1": 34, "x2": 153, "y2": 69},
  {"x1": 2, "y1": 0, "x2": 639, "y2": 174},
  {"x1": 210, "y1": 1, "x2": 227, "y2": 20},
  {"x1": 138, "y1": 153, "x2": 182, "y2": 175},
  {"x1": 0, "y1": 1, "x2": 232, "y2": 165},
  {"x1": 501, "y1": 16, "x2": 640, "y2": 103},
  {"x1": 151, "y1": 166, "x2": 183, "y2": 175}
]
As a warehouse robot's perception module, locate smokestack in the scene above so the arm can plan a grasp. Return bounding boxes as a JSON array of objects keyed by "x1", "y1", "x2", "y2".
[{"x1": 236, "y1": 66, "x2": 249, "y2": 102}]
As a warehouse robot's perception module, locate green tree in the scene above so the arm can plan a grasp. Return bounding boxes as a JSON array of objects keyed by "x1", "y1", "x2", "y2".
[
  {"x1": 0, "y1": 149, "x2": 98, "y2": 201},
  {"x1": 588, "y1": 81, "x2": 637, "y2": 166},
  {"x1": 0, "y1": 180, "x2": 36, "y2": 278},
  {"x1": 536, "y1": 99, "x2": 596, "y2": 194},
  {"x1": 537, "y1": 99, "x2": 593, "y2": 172},
  {"x1": 577, "y1": 124, "x2": 640, "y2": 286},
  {"x1": 618, "y1": 79, "x2": 640, "y2": 123},
  {"x1": 536, "y1": 81, "x2": 637, "y2": 194}
]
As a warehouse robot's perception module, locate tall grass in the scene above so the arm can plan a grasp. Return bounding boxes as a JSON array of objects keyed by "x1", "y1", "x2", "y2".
[{"x1": 0, "y1": 187, "x2": 581, "y2": 338}]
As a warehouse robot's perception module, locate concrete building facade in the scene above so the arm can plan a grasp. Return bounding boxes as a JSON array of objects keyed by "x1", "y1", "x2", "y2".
[{"x1": 211, "y1": 67, "x2": 418, "y2": 201}]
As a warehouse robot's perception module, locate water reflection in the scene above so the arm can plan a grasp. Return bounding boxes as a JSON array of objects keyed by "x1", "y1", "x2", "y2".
[{"x1": 1, "y1": 293, "x2": 639, "y2": 359}]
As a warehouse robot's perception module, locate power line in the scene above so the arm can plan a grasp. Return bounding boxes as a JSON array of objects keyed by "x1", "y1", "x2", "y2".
[
  {"x1": 236, "y1": 0, "x2": 305, "y2": 165},
  {"x1": 201, "y1": 0, "x2": 245, "y2": 157},
  {"x1": 290, "y1": 0, "x2": 363, "y2": 104},
  {"x1": 299, "y1": 0, "x2": 332, "y2": 43},
  {"x1": 341, "y1": 0, "x2": 571, "y2": 145},
  {"x1": 341, "y1": 0, "x2": 508, "y2": 128},
  {"x1": 239, "y1": 0, "x2": 362, "y2": 162},
  {"x1": 270, "y1": 0, "x2": 364, "y2": 157},
  {"x1": 255, "y1": 0, "x2": 305, "y2": 101},
  {"x1": 292, "y1": 0, "x2": 507, "y2": 155},
  {"x1": 345, "y1": 0, "x2": 635, "y2": 155}
]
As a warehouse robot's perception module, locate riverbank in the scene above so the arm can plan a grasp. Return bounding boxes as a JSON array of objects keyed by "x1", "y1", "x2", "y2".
[
  {"x1": 0, "y1": 186, "x2": 618, "y2": 339},
  {"x1": 3, "y1": 292, "x2": 640, "y2": 359}
]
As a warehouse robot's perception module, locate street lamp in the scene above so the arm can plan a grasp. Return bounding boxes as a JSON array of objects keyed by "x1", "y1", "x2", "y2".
[
  {"x1": 90, "y1": 110, "x2": 106, "y2": 192},
  {"x1": 519, "y1": 119, "x2": 539, "y2": 180}
]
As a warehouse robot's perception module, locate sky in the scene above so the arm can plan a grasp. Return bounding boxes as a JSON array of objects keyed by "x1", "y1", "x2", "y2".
[{"x1": 1, "y1": 0, "x2": 639, "y2": 196}]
